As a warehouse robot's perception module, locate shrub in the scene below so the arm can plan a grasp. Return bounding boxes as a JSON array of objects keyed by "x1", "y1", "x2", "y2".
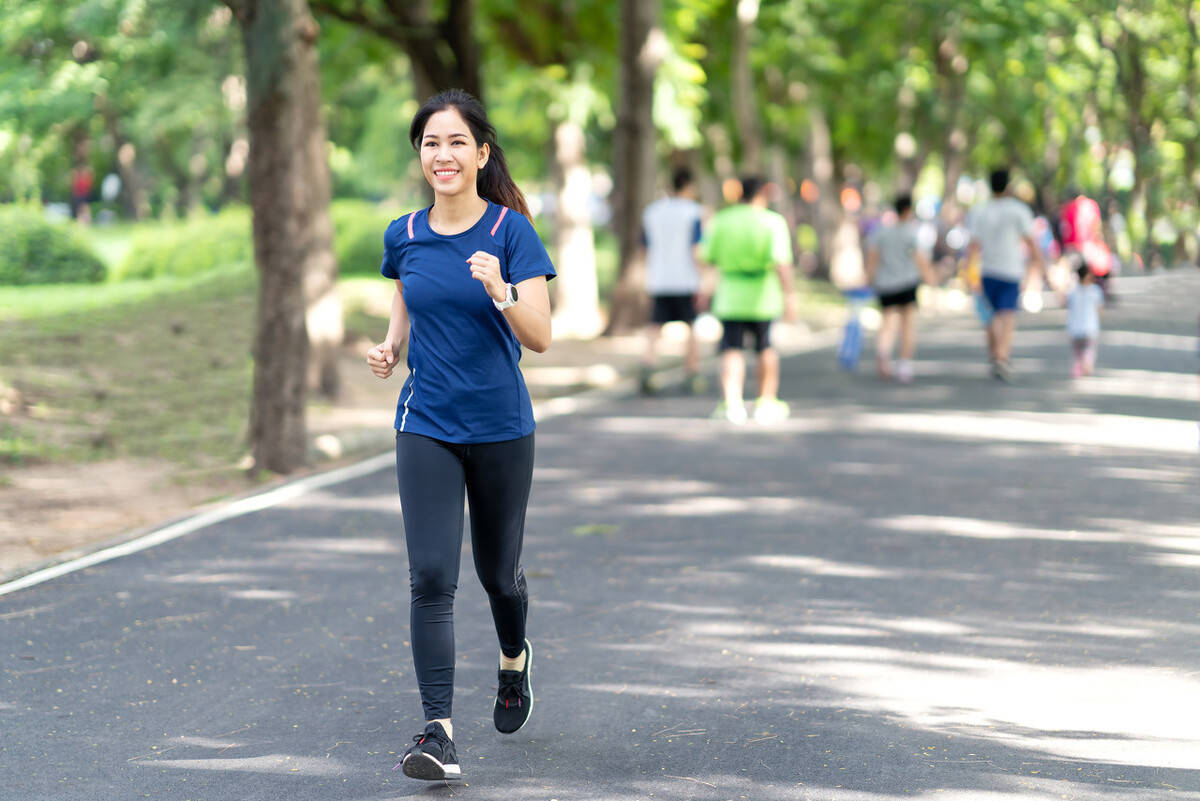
[
  {"x1": 113, "y1": 202, "x2": 403, "y2": 281},
  {"x1": 331, "y1": 199, "x2": 397, "y2": 277},
  {"x1": 0, "y1": 206, "x2": 106, "y2": 285},
  {"x1": 116, "y1": 208, "x2": 254, "y2": 280}
]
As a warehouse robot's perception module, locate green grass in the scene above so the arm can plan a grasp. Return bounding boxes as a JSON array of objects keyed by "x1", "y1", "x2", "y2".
[
  {"x1": 0, "y1": 266, "x2": 257, "y2": 466},
  {"x1": 80, "y1": 223, "x2": 137, "y2": 271}
]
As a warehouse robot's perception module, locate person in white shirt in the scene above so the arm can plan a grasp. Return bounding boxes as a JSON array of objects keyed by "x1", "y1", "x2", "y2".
[
  {"x1": 864, "y1": 194, "x2": 934, "y2": 383},
  {"x1": 640, "y1": 168, "x2": 705, "y2": 395},
  {"x1": 1066, "y1": 262, "x2": 1104, "y2": 378},
  {"x1": 967, "y1": 169, "x2": 1045, "y2": 381}
]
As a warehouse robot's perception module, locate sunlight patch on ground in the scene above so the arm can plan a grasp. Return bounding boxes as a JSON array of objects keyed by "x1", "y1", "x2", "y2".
[
  {"x1": 131, "y1": 753, "x2": 347, "y2": 775},
  {"x1": 731, "y1": 639, "x2": 1200, "y2": 770},
  {"x1": 874, "y1": 515, "x2": 1123, "y2": 543},
  {"x1": 260, "y1": 537, "x2": 400, "y2": 555},
  {"x1": 641, "y1": 601, "x2": 742, "y2": 617},
  {"x1": 281, "y1": 491, "x2": 400, "y2": 513},
  {"x1": 849, "y1": 410, "x2": 1194, "y2": 453},
  {"x1": 744, "y1": 554, "x2": 901, "y2": 579},
  {"x1": 624, "y1": 495, "x2": 822, "y2": 517},
  {"x1": 226, "y1": 589, "x2": 296, "y2": 601},
  {"x1": 1094, "y1": 465, "x2": 1195, "y2": 483},
  {"x1": 1061, "y1": 369, "x2": 1198, "y2": 402},
  {"x1": 875, "y1": 515, "x2": 1200, "y2": 561},
  {"x1": 572, "y1": 683, "x2": 718, "y2": 699},
  {"x1": 151, "y1": 571, "x2": 270, "y2": 584}
]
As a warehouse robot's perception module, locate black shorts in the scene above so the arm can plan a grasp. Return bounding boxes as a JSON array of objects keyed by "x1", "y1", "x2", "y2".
[
  {"x1": 719, "y1": 320, "x2": 772, "y2": 352},
  {"x1": 650, "y1": 294, "x2": 697, "y2": 325},
  {"x1": 878, "y1": 285, "x2": 919, "y2": 308}
]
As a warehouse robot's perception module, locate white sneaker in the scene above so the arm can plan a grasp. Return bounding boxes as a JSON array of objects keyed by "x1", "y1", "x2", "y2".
[
  {"x1": 713, "y1": 402, "x2": 748, "y2": 424},
  {"x1": 753, "y1": 397, "x2": 790, "y2": 424}
]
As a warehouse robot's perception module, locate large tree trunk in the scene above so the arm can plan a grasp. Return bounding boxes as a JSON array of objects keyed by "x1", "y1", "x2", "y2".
[
  {"x1": 605, "y1": 0, "x2": 663, "y2": 334},
  {"x1": 229, "y1": 0, "x2": 340, "y2": 473},
  {"x1": 551, "y1": 119, "x2": 602, "y2": 337},
  {"x1": 1184, "y1": 4, "x2": 1200, "y2": 265},
  {"x1": 731, "y1": 0, "x2": 763, "y2": 173},
  {"x1": 808, "y1": 103, "x2": 840, "y2": 280},
  {"x1": 934, "y1": 28, "x2": 968, "y2": 222}
]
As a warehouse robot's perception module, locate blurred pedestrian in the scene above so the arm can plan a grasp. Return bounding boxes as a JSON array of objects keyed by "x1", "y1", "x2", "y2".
[
  {"x1": 967, "y1": 169, "x2": 1044, "y2": 380},
  {"x1": 699, "y1": 176, "x2": 797, "y2": 423},
  {"x1": 864, "y1": 194, "x2": 934, "y2": 383},
  {"x1": 1059, "y1": 190, "x2": 1115, "y2": 301},
  {"x1": 1066, "y1": 261, "x2": 1104, "y2": 378},
  {"x1": 639, "y1": 167, "x2": 705, "y2": 395},
  {"x1": 366, "y1": 89, "x2": 555, "y2": 783},
  {"x1": 70, "y1": 166, "x2": 93, "y2": 224}
]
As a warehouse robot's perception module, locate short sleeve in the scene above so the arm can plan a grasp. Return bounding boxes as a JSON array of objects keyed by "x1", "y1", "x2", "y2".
[
  {"x1": 770, "y1": 213, "x2": 792, "y2": 265},
  {"x1": 380, "y1": 217, "x2": 406, "y2": 280},
  {"x1": 503, "y1": 211, "x2": 556, "y2": 284}
]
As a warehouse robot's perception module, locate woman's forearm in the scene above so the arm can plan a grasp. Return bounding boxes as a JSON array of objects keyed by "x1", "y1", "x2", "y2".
[{"x1": 501, "y1": 277, "x2": 552, "y2": 353}]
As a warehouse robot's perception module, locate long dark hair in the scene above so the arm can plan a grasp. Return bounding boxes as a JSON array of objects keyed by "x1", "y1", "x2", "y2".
[{"x1": 409, "y1": 89, "x2": 530, "y2": 218}]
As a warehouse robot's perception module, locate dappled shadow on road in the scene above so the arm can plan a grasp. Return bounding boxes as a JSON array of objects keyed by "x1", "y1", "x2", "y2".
[{"x1": 489, "y1": 397, "x2": 1200, "y2": 800}]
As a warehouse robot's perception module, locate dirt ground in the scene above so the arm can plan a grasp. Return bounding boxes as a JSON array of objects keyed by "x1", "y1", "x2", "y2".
[{"x1": 0, "y1": 332, "x2": 652, "y2": 581}]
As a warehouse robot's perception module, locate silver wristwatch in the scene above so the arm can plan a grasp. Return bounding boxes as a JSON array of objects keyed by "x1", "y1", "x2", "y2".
[{"x1": 493, "y1": 283, "x2": 519, "y2": 310}]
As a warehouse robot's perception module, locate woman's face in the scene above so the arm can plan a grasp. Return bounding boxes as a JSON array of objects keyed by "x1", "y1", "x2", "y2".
[{"x1": 420, "y1": 108, "x2": 489, "y2": 200}]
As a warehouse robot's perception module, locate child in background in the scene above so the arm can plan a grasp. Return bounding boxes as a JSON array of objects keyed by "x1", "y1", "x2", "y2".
[{"x1": 1066, "y1": 263, "x2": 1104, "y2": 378}]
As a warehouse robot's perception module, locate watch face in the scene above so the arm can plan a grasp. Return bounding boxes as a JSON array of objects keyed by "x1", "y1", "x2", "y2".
[{"x1": 510, "y1": 284, "x2": 519, "y2": 302}]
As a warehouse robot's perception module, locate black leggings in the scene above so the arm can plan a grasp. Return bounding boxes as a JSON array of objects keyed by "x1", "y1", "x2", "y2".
[{"x1": 395, "y1": 431, "x2": 534, "y2": 721}]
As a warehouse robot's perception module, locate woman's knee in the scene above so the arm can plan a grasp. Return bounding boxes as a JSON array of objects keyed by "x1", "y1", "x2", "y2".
[
  {"x1": 410, "y1": 563, "x2": 456, "y2": 600},
  {"x1": 478, "y1": 571, "x2": 525, "y2": 601}
]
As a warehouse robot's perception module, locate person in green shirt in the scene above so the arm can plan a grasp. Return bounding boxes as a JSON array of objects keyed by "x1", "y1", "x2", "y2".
[{"x1": 699, "y1": 176, "x2": 797, "y2": 423}]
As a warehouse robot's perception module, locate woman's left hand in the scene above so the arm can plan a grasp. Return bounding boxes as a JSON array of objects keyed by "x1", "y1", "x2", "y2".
[{"x1": 467, "y1": 251, "x2": 506, "y2": 301}]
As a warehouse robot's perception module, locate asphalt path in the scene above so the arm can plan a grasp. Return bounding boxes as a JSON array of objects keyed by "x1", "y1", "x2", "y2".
[{"x1": 3, "y1": 271, "x2": 1198, "y2": 801}]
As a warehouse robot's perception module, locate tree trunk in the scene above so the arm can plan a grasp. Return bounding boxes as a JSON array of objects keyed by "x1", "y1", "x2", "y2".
[
  {"x1": 934, "y1": 29, "x2": 968, "y2": 222},
  {"x1": 229, "y1": 0, "x2": 340, "y2": 473},
  {"x1": 101, "y1": 113, "x2": 150, "y2": 220},
  {"x1": 767, "y1": 145, "x2": 797, "y2": 262},
  {"x1": 605, "y1": 0, "x2": 662, "y2": 334},
  {"x1": 551, "y1": 119, "x2": 602, "y2": 337},
  {"x1": 808, "y1": 103, "x2": 840, "y2": 280},
  {"x1": 731, "y1": 0, "x2": 763, "y2": 172}
]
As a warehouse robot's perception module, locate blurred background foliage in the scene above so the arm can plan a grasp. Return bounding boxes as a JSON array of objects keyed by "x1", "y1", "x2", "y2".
[{"x1": 1, "y1": 0, "x2": 1198, "y2": 283}]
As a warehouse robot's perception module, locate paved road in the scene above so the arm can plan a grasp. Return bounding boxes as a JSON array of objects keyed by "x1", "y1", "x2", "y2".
[{"x1": 3, "y1": 272, "x2": 1198, "y2": 801}]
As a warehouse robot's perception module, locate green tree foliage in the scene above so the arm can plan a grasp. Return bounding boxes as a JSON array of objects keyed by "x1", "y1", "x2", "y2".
[{"x1": 0, "y1": 0, "x2": 245, "y2": 215}]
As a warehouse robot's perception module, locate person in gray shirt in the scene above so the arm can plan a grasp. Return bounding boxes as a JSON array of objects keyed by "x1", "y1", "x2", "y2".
[{"x1": 864, "y1": 194, "x2": 933, "y2": 383}]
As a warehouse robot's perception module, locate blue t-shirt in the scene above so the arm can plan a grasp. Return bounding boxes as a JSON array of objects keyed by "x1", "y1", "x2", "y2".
[{"x1": 380, "y1": 200, "x2": 556, "y2": 443}]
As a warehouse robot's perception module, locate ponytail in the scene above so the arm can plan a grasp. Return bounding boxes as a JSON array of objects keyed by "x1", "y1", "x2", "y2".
[{"x1": 410, "y1": 89, "x2": 531, "y2": 218}]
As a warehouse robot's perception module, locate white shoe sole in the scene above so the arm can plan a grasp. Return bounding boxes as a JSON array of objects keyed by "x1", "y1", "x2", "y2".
[{"x1": 401, "y1": 751, "x2": 462, "y2": 781}]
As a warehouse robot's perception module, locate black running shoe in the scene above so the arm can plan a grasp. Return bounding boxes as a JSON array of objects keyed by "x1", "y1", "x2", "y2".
[
  {"x1": 397, "y1": 721, "x2": 461, "y2": 781},
  {"x1": 494, "y1": 639, "x2": 533, "y2": 734}
]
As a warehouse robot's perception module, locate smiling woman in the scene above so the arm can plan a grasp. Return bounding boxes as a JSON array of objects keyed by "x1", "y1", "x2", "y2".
[{"x1": 362, "y1": 89, "x2": 556, "y2": 783}]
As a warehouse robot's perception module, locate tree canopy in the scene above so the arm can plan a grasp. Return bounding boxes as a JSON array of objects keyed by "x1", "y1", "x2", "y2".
[{"x1": 3, "y1": 0, "x2": 1197, "y2": 265}]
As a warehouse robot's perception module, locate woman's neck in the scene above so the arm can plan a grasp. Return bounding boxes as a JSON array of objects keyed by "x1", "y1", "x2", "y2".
[{"x1": 429, "y1": 194, "x2": 488, "y2": 235}]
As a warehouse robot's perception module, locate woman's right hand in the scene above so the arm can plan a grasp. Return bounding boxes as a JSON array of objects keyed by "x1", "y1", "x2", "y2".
[{"x1": 366, "y1": 340, "x2": 402, "y2": 379}]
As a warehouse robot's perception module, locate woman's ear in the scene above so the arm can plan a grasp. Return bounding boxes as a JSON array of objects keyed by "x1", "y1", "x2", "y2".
[{"x1": 477, "y1": 142, "x2": 490, "y2": 171}]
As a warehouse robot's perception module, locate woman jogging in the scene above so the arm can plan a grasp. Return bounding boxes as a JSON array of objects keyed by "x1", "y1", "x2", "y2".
[{"x1": 366, "y1": 89, "x2": 555, "y2": 782}]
